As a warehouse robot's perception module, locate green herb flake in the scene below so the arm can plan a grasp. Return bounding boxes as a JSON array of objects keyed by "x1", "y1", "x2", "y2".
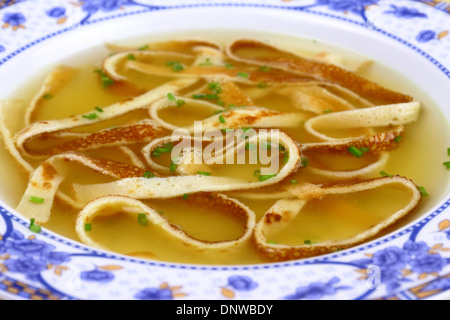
[
  {"x1": 394, "y1": 136, "x2": 403, "y2": 143},
  {"x1": 94, "y1": 106, "x2": 104, "y2": 113},
  {"x1": 82, "y1": 113, "x2": 99, "y2": 120},
  {"x1": 85, "y1": 223, "x2": 92, "y2": 232},
  {"x1": 29, "y1": 218, "x2": 41, "y2": 233},
  {"x1": 267, "y1": 240, "x2": 278, "y2": 244},
  {"x1": 304, "y1": 240, "x2": 313, "y2": 245},
  {"x1": 127, "y1": 54, "x2": 136, "y2": 60},
  {"x1": 419, "y1": 186, "x2": 429, "y2": 197},
  {"x1": 301, "y1": 157, "x2": 309, "y2": 168},
  {"x1": 143, "y1": 171, "x2": 155, "y2": 179},
  {"x1": 237, "y1": 72, "x2": 249, "y2": 78},
  {"x1": 199, "y1": 58, "x2": 213, "y2": 66},
  {"x1": 167, "y1": 92, "x2": 177, "y2": 101},
  {"x1": 219, "y1": 115, "x2": 226, "y2": 124},
  {"x1": 29, "y1": 196, "x2": 44, "y2": 204},
  {"x1": 290, "y1": 179, "x2": 298, "y2": 185},
  {"x1": 444, "y1": 161, "x2": 450, "y2": 170},
  {"x1": 257, "y1": 82, "x2": 267, "y2": 89},
  {"x1": 447, "y1": 147, "x2": 450, "y2": 156},
  {"x1": 170, "y1": 162, "x2": 177, "y2": 173},
  {"x1": 166, "y1": 61, "x2": 184, "y2": 72},
  {"x1": 380, "y1": 171, "x2": 393, "y2": 177},
  {"x1": 208, "y1": 82, "x2": 222, "y2": 94},
  {"x1": 43, "y1": 94, "x2": 53, "y2": 100},
  {"x1": 176, "y1": 100, "x2": 186, "y2": 107},
  {"x1": 347, "y1": 145, "x2": 364, "y2": 158},
  {"x1": 151, "y1": 151, "x2": 161, "y2": 158},
  {"x1": 94, "y1": 69, "x2": 114, "y2": 88},
  {"x1": 183, "y1": 193, "x2": 189, "y2": 200},
  {"x1": 259, "y1": 173, "x2": 277, "y2": 182},
  {"x1": 323, "y1": 109, "x2": 333, "y2": 114},
  {"x1": 224, "y1": 62, "x2": 234, "y2": 69},
  {"x1": 193, "y1": 94, "x2": 206, "y2": 99},
  {"x1": 197, "y1": 171, "x2": 212, "y2": 176},
  {"x1": 137, "y1": 213, "x2": 148, "y2": 226},
  {"x1": 138, "y1": 44, "x2": 149, "y2": 50},
  {"x1": 206, "y1": 94, "x2": 220, "y2": 100},
  {"x1": 283, "y1": 153, "x2": 289, "y2": 164},
  {"x1": 259, "y1": 66, "x2": 271, "y2": 72}
]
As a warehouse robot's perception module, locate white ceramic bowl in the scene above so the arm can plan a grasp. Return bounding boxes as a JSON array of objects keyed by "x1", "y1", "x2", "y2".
[{"x1": 0, "y1": 0, "x2": 449, "y2": 300}]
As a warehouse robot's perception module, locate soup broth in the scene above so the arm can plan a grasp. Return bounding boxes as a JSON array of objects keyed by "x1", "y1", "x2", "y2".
[{"x1": 1, "y1": 30, "x2": 449, "y2": 265}]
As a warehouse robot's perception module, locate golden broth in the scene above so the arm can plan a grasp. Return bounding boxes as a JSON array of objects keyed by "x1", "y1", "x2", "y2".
[{"x1": 1, "y1": 30, "x2": 449, "y2": 265}]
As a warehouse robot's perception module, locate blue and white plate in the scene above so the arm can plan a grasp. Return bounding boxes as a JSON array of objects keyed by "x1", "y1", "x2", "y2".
[{"x1": 0, "y1": 0, "x2": 449, "y2": 300}]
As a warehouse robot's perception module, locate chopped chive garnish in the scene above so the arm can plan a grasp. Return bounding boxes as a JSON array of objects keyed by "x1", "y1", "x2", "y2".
[
  {"x1": 176, "y1": 100, "x2": 185, "y2": 107},
  {"x1": 237, "y1": 72, "x2": 249, "y2": 78},
  {"x1": 29, "y1": 196, "x2": 44, "y2": 204},
  {"x1": 208, "y1": 82, "x2": 222, "y2": 93},
  {"x1": 155, "y1": 143, "x2": 173, "y2": 154},
  {"x1": 82, "y1": 113, "x2": 99, "y2": 120},
  {"x1": 283, "y1": 153, "x2": 289, "y2": 163},
  {"x1": 183, "y1": 193, "x2": 189, "y2": 200},
  {"x1": 138, "y1": 44, "x2": 149, "y2": 50},
  {"x1": 267, "y1": 240, "x2": 278, "y2": 244},
  {"x1": 94, "y1": 69, "x2": 114, "y2": 88},
  {"x1": 259, "y1": 174, "x2": 277, "y2": 182},
  {"x1": 43, "y1": 94, "x2": 53, "y2": 99},
  {"x1": 444, "y1": 161, "x2": 450, "y2": 170},
  {"x1": 418, "y1": 186, "x2": 429, "y2": 197},
  {"x1": 166, "y1": 61, "x2": 184, "y2": 72},
  {"x1": 127, "y1": 54, "x2": 136, "y2": 60},
  {"x1": 347, "y1": 145, "x2": 364, "y2": 158},
  {"x1": 137, "y1": 213, "x2": 148, "y2": 226},
  {"x1": 170, "y1": 162, "x2": 177, "y2": 173},
  {"x1": 193, "y1": 94, "x2": 206, "y2": 99},
  {"x1": 304, "y1": 240, "x2": 313, "y2": 245},
  {"x1": 394, "y1": 136, "x2": 402, "y2": 143},
  {"x1": 94, "y1": 106, "x2": 104, "y2": 113},
  {"x1": 199, "y1": 58, "x2": 213, "y2": 66},
  {"x1": 259, "y1": 66, "x2": 271, "y2": 72},
  {"x1": 257, "y1": 82, "x2": 267, "y2": 89},
  {"x1": 151, "y1": 151, "x2": 161, "y2": 158},
  {"x1": 447, "y1": 147, "x2": 450, "y2": 156},
  {"x1": 242, "y1": 127, "x2": 251, "y2": 133},
  {"x1": 143, "y1": 171, "x2": 155, "y2": 179},
  {"x1": 167, "y1": 92, "x2": 176, "y2": 101},
  {"x1": 29, "y1": 218, "x2": 41, "y2": 233},
  {"x1": 197, "y1": 171, "x2": 212, "y2": 176},
  {"x1": 380, "y1": 171, "x2": 393, "y2": 177},
  {"x1": 85, "y1": 223, "x2": 92, "y2": 232},
  {"x1": 301, "y1": 157, "x2": 309, "y2": 168},
  {"x1": 360, "y1": 147, "x2": 370, "y2": 153},
  {"x1": 290, "y1": 179, "x2": 298, "y2": 185},
  {"x1": 216, "y1": 100, "x2": 226, "y2": 106},
  {"x1": 224, "y1": 62, "x2": 233, "y2": 68},
  {"x1": 218, "y1": 115, "x2": 226, "y2": 124},
  {"x1": 157, "y1": 210, "x2": 165, "y2": 216},
  {"x1": 205, "y1": 94, "x2": 220, "y2": 100},
  {"x1": 323, "y1": 109, "x2": 333, "y2": 114}
]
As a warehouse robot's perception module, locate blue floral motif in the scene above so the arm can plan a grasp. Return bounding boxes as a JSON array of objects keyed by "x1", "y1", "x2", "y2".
[
  {"x1": 0, "y1": 0, "x2": 26, "y2": 10},
  {"x1": 284, "y1": 277, "x2": 351, "y2": 300},
  {"x1": 416, "y1": 30, "x2": 437, "y2": 42},
  {"x1": 384, "y1": 5, "x2": 427, "y2": 18},
  {"x1": 134, "y1": 287, "x2": 173, "y2": 300},
  {"x1": 352, "y1": 240, "x2": 448, "y2": 294},
  {"x1": 227, "y1": 275, "x2": 258, "y2": 291},
  {"x1": 80, "y1": 269, "x2": 115, "y2": 283},
  {"x1": 4, "y1": 257, "x2": 47, "y2": 281},
  {"x1": 0, "y1": 230, "x2": 72, "y2": 282},
  {"x1": 312, "y1": 0, "x2": 379, "y2": 15},
  {"x1": 2, "y1": 12, "x2": 25, "y2": 26},
  {"x1": 80, "y1": 0, "x2": 134, "y2": 14},
  {"x1": 46, "y1": 7, "x2": 66, "y2": 18},
  {"x1": 0, "y1": 45, "x2": 5, "y2": 53}
]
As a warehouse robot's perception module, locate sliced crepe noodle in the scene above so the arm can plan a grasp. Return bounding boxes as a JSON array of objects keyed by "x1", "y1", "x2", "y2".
[
  {"x1": 75, "y1": 194, "x2": 255, "y2": 252},
  {"x1": 0, "y1": 100, "x2": 34, "y2": 173},
  {"x1": 14, "y1": 78, "x2": 197, "y2": 158},
  {"x1": 254, "y1": 176, "x2": 422, "y2": 261},
  {"x1": 16, "y1": 153, "x2": 156, "y2": 223},
  {"x1": 22, "y1": 119, "x2": 167, "y2": 157},
  {"x1": 25, "y1": 65, "x2": 78, "y2": 125},
  {"x1": 73, "y1": 130, "x2": 302, "y2": 204},
  {"x1": 226, "y1": 38, "x2": 413, "y2": 105},
  {"x1": 304, "y1": 101, "x2": 420, "y2": 141}
]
